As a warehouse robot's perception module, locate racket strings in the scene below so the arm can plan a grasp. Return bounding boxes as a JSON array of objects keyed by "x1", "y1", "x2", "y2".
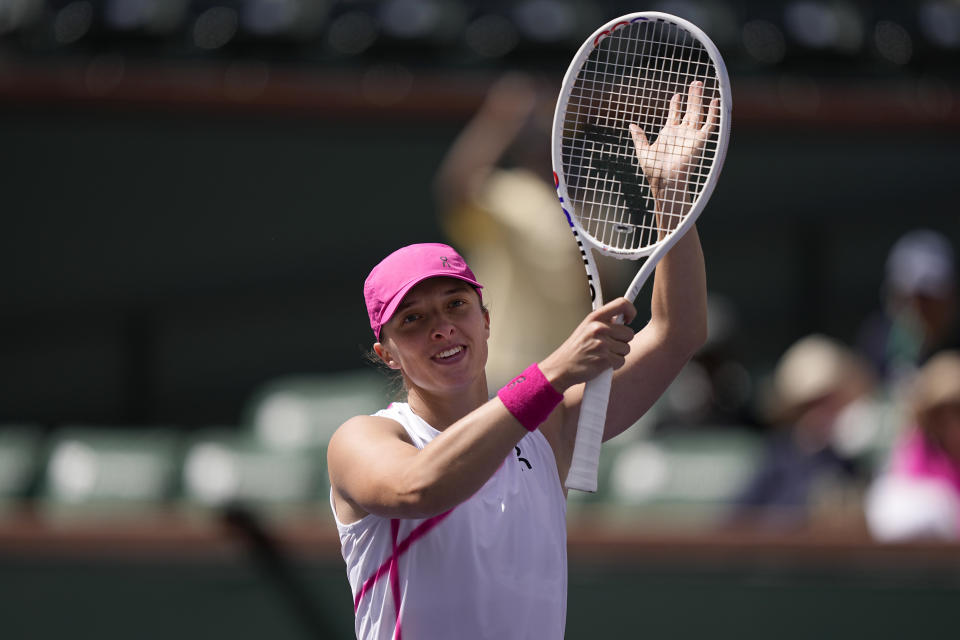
[{"x1": 561, "y1": 18, "x2": 723, "y2": 252}]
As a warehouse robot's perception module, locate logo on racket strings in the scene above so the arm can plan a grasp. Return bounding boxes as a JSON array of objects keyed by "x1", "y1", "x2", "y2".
[{"x1": 583, "y1": 122, "x2": 648, "y2": 220}]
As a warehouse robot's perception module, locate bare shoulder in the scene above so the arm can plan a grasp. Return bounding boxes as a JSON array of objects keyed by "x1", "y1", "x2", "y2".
[
  {"x1": 327, "y1": 414, "x2": 415, "y2": 470},
  {"x1": 329, "y1": 414, "x2": 411, "y2": 449},
  {"x1": 327, "y1": 414, "x2": 415, "y2": 524}
]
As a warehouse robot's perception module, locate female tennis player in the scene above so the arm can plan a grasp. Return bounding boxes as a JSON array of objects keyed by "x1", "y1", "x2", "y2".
[{"x1": 328, "y1": 82, "x2": 710, "y2": 639}]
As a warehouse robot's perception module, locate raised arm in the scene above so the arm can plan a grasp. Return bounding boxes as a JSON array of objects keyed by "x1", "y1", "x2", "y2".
[
  {"x1": 602, "y1": 81, "x2": 714, "y2": 439},
  {"x1": 601, "y1": 223, "x2": 707, "y2": 440},
  {"x1": 544, "y1": 82, "x2": 714, "y2": 456},
  {"x1": 433, "y1": 73, "x2": 538, "y2": 212}
]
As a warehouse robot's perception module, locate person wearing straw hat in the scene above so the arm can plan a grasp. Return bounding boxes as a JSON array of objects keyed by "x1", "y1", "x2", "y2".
[{"x1": 730, "y1": 334, "x2": 874, "y2": 529}]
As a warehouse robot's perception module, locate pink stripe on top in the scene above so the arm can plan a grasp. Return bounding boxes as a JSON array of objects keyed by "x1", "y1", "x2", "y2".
[{"x1": 353, "y1": 508, "x2": 455, "y2": 637}]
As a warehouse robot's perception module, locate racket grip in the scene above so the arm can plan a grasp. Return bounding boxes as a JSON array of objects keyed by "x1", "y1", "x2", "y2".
[{"x1": 565, "y1": 367, "x2": 613, "y2": 493}]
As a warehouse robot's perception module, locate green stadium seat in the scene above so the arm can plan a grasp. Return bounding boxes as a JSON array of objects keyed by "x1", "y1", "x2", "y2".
[
  {"x1": 181, "y1": 429, "x2": 325, "y2": 511},
  {"x1": 0, "y1": 424, "x2": 44, "y2": 509},
  {"x1": 245, "y1": 368, "x2": 391, "y2": 451},
  {"x1": 39, "y1": 426, "x2": 182, "y2": 516},
  {"x1": 601, "y1": 428, "x2": 765, "y2": 526}
]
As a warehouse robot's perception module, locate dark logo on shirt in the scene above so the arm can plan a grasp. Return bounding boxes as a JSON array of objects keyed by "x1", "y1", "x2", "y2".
[{"x1": 515, "y1": 446, "x2": 531, "y2": 470}]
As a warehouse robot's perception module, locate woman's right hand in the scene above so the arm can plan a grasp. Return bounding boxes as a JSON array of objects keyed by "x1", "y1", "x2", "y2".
[{"x1": 538, "y1": 297, "x2": 637, "y2": 392}]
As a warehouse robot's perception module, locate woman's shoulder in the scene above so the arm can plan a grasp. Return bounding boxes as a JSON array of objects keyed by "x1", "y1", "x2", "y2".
[{"x1": 329, "y1": 409, "x2": 413, "y2": 450}]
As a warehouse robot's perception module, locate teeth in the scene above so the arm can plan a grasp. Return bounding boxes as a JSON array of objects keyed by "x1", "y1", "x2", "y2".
[{"x1": 436, "y1": 346, "x2": 463, "y2": 359}]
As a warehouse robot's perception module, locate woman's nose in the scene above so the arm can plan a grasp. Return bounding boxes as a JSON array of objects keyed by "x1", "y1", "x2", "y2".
[{"x1": 432, "y1": 320, "x2": 456, "y2": 339}]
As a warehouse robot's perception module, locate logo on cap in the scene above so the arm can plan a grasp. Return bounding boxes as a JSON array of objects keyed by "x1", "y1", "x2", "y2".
[{"x1": 440, "y1": 256, "x2": 449, "y2": 268}]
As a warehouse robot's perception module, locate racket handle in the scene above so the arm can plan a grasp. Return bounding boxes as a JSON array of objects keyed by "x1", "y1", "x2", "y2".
[{"x1": 565, "y1": 367, "x2": 613, "y2": 493}]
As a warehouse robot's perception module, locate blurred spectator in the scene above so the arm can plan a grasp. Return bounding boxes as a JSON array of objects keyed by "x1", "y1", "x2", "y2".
[
  {"x1": 857, "y1": 229, "x2": 958, "y2": 391},
  {"x1": 865, "y1": 350, "x2": 960, "y2": 542},
  {"x1": 433, "y1": 72, "x2": 591, "y2": 388},
  {"x1": 652, "y1": 293, "x2": 760, "y2": 433},
  {"x1": 729, "y1": 334, "x2": 875, "y2": 530}
]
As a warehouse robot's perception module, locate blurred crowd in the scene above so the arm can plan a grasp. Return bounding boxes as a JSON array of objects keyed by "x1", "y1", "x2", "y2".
[{"x1": 728, "y1": 226, "x2": 959, "y2": 539}]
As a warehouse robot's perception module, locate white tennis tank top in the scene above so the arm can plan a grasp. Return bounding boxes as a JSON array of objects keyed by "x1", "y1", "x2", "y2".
[{"x1": 331, "y1": 402, "x2": 568, "y2": 640}]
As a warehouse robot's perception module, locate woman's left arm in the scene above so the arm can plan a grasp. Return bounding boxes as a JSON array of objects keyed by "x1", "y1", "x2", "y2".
[
  {"x1": 601, "y1": 82, "x2": 712, "y2": 441},
  {"x1": 602, "y1": 223, "x2": 707, "y2": 441},
  {"x1": 540, "y1": 226, "x2": 706, "y2": 480},
  {"x1": 541, "y1": 81, "x2": 711, "y2": 468}
]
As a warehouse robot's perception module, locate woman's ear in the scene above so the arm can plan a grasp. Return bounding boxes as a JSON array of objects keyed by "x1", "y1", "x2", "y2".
[{"x1": 373, "y1": 342, "x2": 401, "y2": 370}]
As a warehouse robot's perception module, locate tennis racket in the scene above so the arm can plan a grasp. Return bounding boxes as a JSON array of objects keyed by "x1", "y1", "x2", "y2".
[{"x1": 553, "y1": 12, "x2": 732, "y2": 492}]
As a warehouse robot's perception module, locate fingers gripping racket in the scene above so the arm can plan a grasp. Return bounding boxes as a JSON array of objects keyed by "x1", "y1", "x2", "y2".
[{"x1": 553, "y1": 13, "x2": 732, "y2": 492}]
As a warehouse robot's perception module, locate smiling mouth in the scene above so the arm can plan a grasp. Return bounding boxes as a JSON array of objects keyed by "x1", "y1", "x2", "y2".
[{"x1": 434, "y1": 345, "x2": 464, "y2": 360}]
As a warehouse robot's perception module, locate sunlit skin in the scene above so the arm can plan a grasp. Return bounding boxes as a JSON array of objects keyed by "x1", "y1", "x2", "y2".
[{"x1": 630, "y1": 80, "x2": 719, "y2": 214}]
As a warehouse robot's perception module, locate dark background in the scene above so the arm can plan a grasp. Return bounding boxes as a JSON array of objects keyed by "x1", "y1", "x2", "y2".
[
  {"x1": 0, "y1": 1, "x2": 958, "y2": 429},
  {"x1": 2, "y1": 113, "x2": 956, "y2": 428}
]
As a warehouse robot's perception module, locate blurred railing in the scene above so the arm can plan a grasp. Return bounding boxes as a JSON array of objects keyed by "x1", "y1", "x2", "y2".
[{"x1": 0, "y1": 58, "x2": 958, "y2": 128}]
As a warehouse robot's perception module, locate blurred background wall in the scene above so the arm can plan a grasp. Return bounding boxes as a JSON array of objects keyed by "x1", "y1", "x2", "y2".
[{"x1": 0, "y1": 0, "x2": 957, "y2": 428}]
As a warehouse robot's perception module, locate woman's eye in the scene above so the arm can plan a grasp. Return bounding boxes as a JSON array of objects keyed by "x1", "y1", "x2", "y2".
[{"x1": 402, "y1": 314, "x2": 420, "y2": 324}]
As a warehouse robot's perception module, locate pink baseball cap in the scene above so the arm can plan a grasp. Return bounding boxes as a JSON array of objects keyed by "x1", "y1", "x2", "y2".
[{"x1": 364, "y1": 243, "x2": 483, "y2": 340}]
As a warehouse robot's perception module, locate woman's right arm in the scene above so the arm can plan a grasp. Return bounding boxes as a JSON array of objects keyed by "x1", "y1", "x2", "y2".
[
  {"x1": 328, "y1": 404, "x2": 530, "y2": 524},
  {"x1": 328, "y1": 298, "x2": 636, "y2": 524}
]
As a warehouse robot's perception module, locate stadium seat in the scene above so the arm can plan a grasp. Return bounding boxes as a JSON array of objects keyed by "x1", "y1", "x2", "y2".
[
  {"x1": 0, "y1": 424, "x2": 44, "y2": 509},
  {"x1": 39, "y1": 426, "x2": 182, "y2": 516},
  {"x1": 244, "y1": 368, "x2": 391, "y2": 452},
  {"x1": 604, "y1": 428, "x2": 765, "y2": 525},
  {"x1": 181, "y1": 429, "x2": 325, "y2": 510}
]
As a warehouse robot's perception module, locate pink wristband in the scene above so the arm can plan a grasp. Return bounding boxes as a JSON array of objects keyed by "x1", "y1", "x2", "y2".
[{"x1": 497, "y1": 363, "x2": 563, "y2": 432}]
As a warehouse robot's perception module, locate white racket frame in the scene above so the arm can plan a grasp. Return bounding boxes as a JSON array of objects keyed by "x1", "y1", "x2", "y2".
[{"x1": 552, "y1": 12, "x2": 732, "y2": 492}]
